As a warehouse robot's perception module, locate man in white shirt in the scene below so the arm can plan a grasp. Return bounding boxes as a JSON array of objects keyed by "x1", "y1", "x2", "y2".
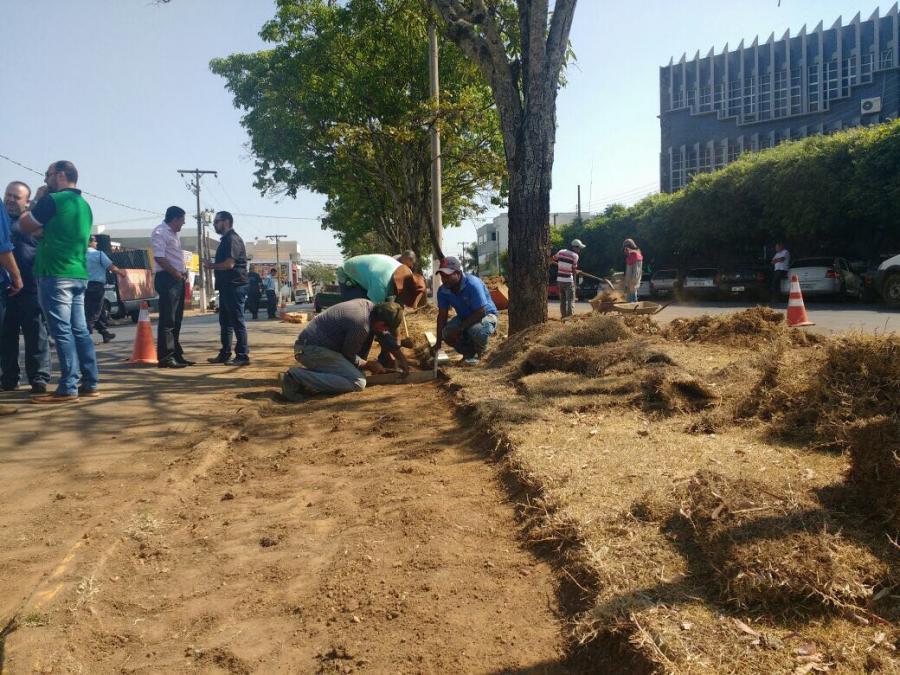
[
  {"x1": 770, "y1": 242, "x2": 791, "y2": 302},
  {"x1": 151, "y1": 207, "x2": 193, "y2": 368}
]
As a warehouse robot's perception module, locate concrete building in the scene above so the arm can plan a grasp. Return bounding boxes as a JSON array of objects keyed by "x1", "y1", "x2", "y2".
[
  {"x1": 475, "y1": 211, "x2": 590, "y2": 275},
  {"x1": 660, "y1": 6, "x2": 900, "y2": 192}
]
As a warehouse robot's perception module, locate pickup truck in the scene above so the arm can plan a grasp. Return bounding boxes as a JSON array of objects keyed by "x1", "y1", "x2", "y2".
[
  {"x1": 313, "y1": 284, "x2": 343, "y2": 313},
  {"x1": 875, "y1": 254, "x2": 900, "y2": 307}
]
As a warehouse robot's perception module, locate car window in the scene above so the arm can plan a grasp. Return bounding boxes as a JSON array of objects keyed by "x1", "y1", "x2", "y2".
[{"x1": 653, "y1": 270, "x2": 677, "y2": 279}]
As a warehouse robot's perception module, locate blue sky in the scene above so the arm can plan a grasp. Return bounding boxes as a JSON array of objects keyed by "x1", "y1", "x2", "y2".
[{"x1": 2, "y1": 1, "x2": 889, "y2": 263}]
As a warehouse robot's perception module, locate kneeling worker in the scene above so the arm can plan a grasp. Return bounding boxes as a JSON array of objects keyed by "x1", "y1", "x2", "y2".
[
  {"x1": 280, "y1": 299, "x2": 409, "y2": 400},
  {"x1": 435, "y1": 256, "x2": 498, "y2": 365}
]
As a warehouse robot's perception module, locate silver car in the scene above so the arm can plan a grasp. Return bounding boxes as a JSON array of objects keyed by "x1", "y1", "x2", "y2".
[{"x1": 781, "y1": 257, "x2": 863, "y2": 299}]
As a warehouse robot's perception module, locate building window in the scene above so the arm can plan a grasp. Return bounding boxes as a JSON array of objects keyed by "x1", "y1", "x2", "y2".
[
  {"x1": 841, "y1": 56, "x2": 857, "y2": 96},
  {"x1": 699, "y1": 85, "x2": 713, "y2": 111},
  {"x1": 728, "y1": 79, "x2": 742, "y2": 116},
  {"x1": 714, "y1": 83, "x2": 725, "y2": 111},
  {"x1": 862, "y1": 52, "x2": 875, "y2": 82},
  {"x1": 880, "y1": 48, "x2": 894, "y2": 70},
  {"x1": 825, "y1": 60, "x2": 838, "y2": 102},
  {"x1": 758, "y1": 74, "x2": 771, "y2": 119},
  {"x1": 700, "y1": 145, "x2": 713, "y2": 173},
  {"x1": 774, "y1": 70, "x2": 789, "y2": 117},
  {"x1": 790, "y1": 67, "x2": 803, "y2": 115},
  {"x1": 742, "y1": 76, "x2": 757, "y2": 121},
  {"x1": 808, "y1": 65, "x2": 820, "y2": 112},
  {"x1": 727, "y1": 142, "x2": 740, "y2": 164},
  {"x1": 671, "y1": 153, "x2": 684, "y2": 190},
  {"x1": 759, "y1": 135, "x2": 771, "y2": 150}
]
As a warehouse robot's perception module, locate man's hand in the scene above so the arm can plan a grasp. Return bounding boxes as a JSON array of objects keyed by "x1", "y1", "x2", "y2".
[
  {"x1": 115, "y1": 268, "x2": 128, "y2": 278},
  {"x1": 7, "y1": 274, "x2": 23, "y2": 297},
  {"x1": 365, "y1": 360, "x2": 386, "y2": 375}
]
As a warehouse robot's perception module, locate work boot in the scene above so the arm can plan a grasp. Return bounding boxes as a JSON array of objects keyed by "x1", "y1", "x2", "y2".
[
  {"x1": 30, "y1": 382, "x2": 47, "y2": 395},
  {"x1": 102, "y1": 331, "x2": 116, "y2": 343},
  {"x1": 226, "y1": 356, "x2": 251, "y2": 367},
  {"x1": 278, "y1": 372, "x2": 307, "y2": 402},
  {"x1": 207, "y1": 353, "x2": 231, "y2": 364}
]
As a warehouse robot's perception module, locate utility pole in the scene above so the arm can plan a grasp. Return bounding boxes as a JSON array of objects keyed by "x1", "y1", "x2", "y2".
[
  {"x1": 266, "y1": 234, "x2": 287, "y2": 290},
  {"x1": 577, "y1": 184, "x2": 582, "y2": 222},
  {"x1": 428, "y1": 23, "x2": 443, "y2": 299},
  {"x1": 460, "y1": 241, "x2": 468, "y2": 271},
  {"x1": 177, "y1": 169, "x2": 217, "y2": 312}
]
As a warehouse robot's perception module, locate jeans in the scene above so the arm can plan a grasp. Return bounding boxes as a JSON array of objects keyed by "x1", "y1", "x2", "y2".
[
  {"x1": 217, "y1": 284, "x2": 249, "y2": 359},
  {"x1": 155, "y1": 273, "x2": 186, "y2": 362},
  {"x1": 247, "y1": 291, "x2": 261, "y2": 319},
  {"x1": 443, "y1": 314, "x2": 497, "y2": 358},
  {"x1": 84, "y1": 281, "x2": 109, "y2": 335},
  {"x1": 1, "y1": 291, "x2": 51, "y2": 388},
  {"x1": 559, "y1": 281, "x2": 575, "y2": 318},
  {"x1": 265, "y1": 289, "x2": 277, "y2": 318},
  {"x1": 288, "y1": 344, "x2": 366, "y2": 394},
  {"x1": 771, "y1": 270, "x2": 787, "y2": 301},
  {"x1": 37, "y1": 277, "x2": 99, "y2": 395}
]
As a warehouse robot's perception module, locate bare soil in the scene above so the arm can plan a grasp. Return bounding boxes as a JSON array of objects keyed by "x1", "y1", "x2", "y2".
[{"x1": 0, "y1": 320, "x2": 566, "y2": 673}]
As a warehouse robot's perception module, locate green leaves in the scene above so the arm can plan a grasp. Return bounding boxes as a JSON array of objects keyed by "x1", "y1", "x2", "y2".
[{"x1": 211, "y1": 0, "x2": 504, "y2": 257}]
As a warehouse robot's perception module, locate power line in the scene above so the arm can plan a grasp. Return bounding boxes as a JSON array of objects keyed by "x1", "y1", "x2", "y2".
[{"x1": 0, "y1": 153, "x2": 158, "y2": 214}]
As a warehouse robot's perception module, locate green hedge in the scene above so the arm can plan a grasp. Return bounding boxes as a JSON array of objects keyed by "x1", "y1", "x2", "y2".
[{"x1": 558, "y1": 119, "x2": 900, "y2": 275}]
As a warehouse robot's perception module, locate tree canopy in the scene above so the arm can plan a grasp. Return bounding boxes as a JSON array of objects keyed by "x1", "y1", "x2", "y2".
[{"x1": 210, "y1": 0, "x2": 505, "y2": 257}]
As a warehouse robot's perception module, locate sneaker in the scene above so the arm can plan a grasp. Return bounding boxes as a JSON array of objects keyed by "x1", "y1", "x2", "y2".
[
  {"x1": 207, "y1": 354, "x2": 231, "y2": 364},
  {"x1": 102, "y1": 332, "x2": 116, "y2": 343},
  {"x1": 30, "y1": 383, "x2": 48, "y2": 395},
  {"x1": 31, "y1": 393, "x2": 79, "y2": 404},
  {"x1": 226, "y1": 356, "x2": 251, "y2": 367},
  {"x1": 78, "y1": 387, "x2": 100, "y2": 397},
  {"x1": 1, "y1": 383, "x2": 17, "y2": 392},
  {"x1": 463, "y1": 356, "x2": 480, "y2": 366}
]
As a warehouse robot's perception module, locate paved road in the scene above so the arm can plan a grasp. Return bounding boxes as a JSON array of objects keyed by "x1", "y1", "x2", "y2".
[{"x1": 548, "y1": 299, "x2": 897, "y2": 335}]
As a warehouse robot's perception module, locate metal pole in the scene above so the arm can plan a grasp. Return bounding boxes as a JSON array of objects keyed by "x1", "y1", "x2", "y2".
[
  {"x1": 177, "y1": 169, "x2": 217, "y2": 312},
  {"x1": 428, "y1": 23, "x2": 443, "y2": 298}
]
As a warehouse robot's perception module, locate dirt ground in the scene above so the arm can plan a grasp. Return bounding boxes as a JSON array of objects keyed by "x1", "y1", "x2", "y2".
[{"x1": 0, "y1": 319, "x2": 566, "y2": 673}]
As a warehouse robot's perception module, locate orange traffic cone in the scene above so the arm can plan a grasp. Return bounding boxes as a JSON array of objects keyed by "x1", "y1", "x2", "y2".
[
  {"x1": 126, "y1": 301, "x2": 158, "y2": 365},
  {"x1": 786, "y1": 274, "x2": 814, "y2": 327}
]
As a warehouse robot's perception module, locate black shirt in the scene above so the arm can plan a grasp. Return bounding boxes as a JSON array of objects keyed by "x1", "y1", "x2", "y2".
[{"x1": 214, "y1": 229, "x2": 248, "y2": 289}]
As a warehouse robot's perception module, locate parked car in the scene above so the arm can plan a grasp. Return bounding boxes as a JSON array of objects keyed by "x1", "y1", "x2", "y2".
[
  {"x1": 576, "y1": 277, "x2": 600, "y2": 301},
  {"x1": 682, "y1": 268, "x2": 721, "y2": 299},
  {"x1": 637, "y1": 279, "x2": 652, "y2": 298},
  {"x1": 649, "y1": 269, "x2": 681, "y2": 298},
  {"x1": 313, "y1": 284, "x2": 343, "y2": 313},
  {"x1": 294, "y1": 287, "x2": 310, "y2": 304},
  {"x1": 781, "y1": 257, "x2": 863, "y2": 300},
  {"x1": 717, "y1": 264, "x2": 768, "y2": 300},
  {"x1": 875, "y1": 253, "x2": 900, "y2": 307}
]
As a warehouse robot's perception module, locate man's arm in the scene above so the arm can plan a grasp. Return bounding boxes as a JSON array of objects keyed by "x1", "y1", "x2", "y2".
[
  {"x1": 0, "y1": 252, "x2": 23, "y2": 296},
  {"x1": 17, "y1": 212, "x2": 43, "y2": 236},
  {"x1": 456, "y1": 306, "x2": 487, "y2": 333},
  {"x1": 205, "y1": 257, "x2": 235, "y2": 271},
  {"x1": 435, "y1": 306, "x2": 449, "y2": 350},
  {"x1": 20, "y1": 194, "x2": 55, "y2": 236}
]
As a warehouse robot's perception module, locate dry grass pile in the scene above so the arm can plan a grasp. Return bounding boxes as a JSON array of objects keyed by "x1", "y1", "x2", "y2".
[
  {"x1": 845, "y1": 415, "x2": 900, "y2": 531},
  {"x1": 621, "y1": 314, "x2": 661, "y2": 335},
  {"x1": 592, "y1": 288, "x2": 623, "y2": 304},
  {"x1": 640, "y1": 368, "x2": 717, "y2": 414},
  {"x1": 664, "y1": 306, "x2": 819, "y2": 347},
  {"x1": 678, "y1": 471, "x2": 895, "y2": 614}
]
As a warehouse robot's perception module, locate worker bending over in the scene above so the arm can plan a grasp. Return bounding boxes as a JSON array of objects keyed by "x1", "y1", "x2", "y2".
[
  {"x1": 280, "y1": 299, "x2": 408, "y2": 400},
  {"x1": 435, "y1": 256, "x2": 498, "y2": 365},
  {"x1": 336, "y1": 253, "x2": 425, "y2": 308}
]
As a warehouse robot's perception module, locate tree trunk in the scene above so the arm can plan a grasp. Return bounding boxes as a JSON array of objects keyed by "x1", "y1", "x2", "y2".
[{"x1": 506, "y1": 113, "x2": 554, "y2": 333}]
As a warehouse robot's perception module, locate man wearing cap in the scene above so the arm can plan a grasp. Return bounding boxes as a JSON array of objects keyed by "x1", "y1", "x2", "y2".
[
  {"x1": 279, "y1": 299, "x2": 409, "y2": 399},
  {"x1": 435, "y1": 256, "x2": 498, "y2": 365},
  {"x1": 552, "y1": 239, "x2": 585, "y2": 318}
]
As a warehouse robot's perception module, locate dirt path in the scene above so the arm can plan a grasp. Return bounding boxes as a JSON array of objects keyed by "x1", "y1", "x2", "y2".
[{"x1": 1, "y1": 320, "x2": 565, "y2": 673}]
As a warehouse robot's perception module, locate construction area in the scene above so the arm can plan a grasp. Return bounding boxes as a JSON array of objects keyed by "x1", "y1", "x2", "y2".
[{"x1": 0, "y1": 303, "x2": 898, "y2": 673}]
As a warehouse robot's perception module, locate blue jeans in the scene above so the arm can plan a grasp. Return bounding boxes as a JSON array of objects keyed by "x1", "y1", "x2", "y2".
[
  {"x1": 1, "y1": 291, "x2": 51, "y2": 388},
  {"x1": 37, "y1": 277, "x2": 99, "y2": 395},
  {"x1": 218, "y1": 284, "x2": 249, "y2": 359},
  {"x1": 288, "y1": 344, "x2": 366, "y2": 395},
  {"x1": 443, "y1": 314, "x2": 497, "y2": 358}
]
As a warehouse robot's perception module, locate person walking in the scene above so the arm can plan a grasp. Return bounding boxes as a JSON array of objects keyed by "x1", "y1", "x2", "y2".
[
  {"x1": 263, "y1": 267, "x2": 278, "y2": 319},
  {"x1": 280, "y1": 299, "x2": 408, "y2": 399},
  {"x1": 623, "y1": 238, "x2": 644, "y2": 303},
  {"x1": 1, "y1": 181, "x2": 50, "y2": 395},
  {"x1": 552, "y1": 239, "x2": 585, "y2": 318},
  {"x1": 85, "y1": 235, "x2": 126, "y2": 343},
  {"x1": 246, "y1": 269, "x2": 262, "y2": 319},
  {"x1": 770, "y1": 242, "x2": 790, "y2": 302},
  {"x1": 19, "y1": 161, "x2": 98, "y2": 403},
  {"x1": 204, "y1": 211, "x2": 250, "y2": 366},
  {"x1": 151, "y1": 206, "x2": 193, "y2": 368}
]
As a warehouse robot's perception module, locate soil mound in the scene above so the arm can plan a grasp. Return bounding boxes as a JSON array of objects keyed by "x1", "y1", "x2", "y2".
[
  {"x1": 664, "y1": 306, "x2": 818, "y2": 347},
  {"x1": 845, "y1": 415, "x2": 900, "y2": 531}
]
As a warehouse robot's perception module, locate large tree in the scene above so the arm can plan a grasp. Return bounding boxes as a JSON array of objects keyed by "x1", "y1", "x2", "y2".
[
  {"x1": 430, "y1": 1, "x2": 577, "y2": 332},
  {"x1": 210, "y1": 0, "x2": 505, "y2": 257}
]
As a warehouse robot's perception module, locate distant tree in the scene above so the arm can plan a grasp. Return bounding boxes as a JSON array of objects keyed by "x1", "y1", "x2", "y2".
[
  {"x1": 463, "y1": 241, "x2": 480, "y2": 274},
  {"x1": 210, "y1": 0, "x2": 505, "y2": 259},
  {"x1": 430, "y1": 0, "x2": 578, "y2": 331},
  {"x1": 302, "y1": 261, "x2": 338, "y2": 287}
]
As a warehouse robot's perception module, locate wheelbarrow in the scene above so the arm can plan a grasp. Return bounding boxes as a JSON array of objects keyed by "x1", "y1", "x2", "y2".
[{"x1": 609, "y1": 301, "x2": 669, "y2": 315}]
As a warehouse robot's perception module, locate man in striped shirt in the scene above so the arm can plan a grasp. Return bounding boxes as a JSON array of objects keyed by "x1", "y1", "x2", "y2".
[{"x1": 552, "y1": 239, "x2": 585, "y2": 318}]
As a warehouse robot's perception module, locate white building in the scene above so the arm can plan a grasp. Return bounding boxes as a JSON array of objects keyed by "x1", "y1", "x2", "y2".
[{"x1": 475, "y1": 211, "x2": 591, "y2": 276}]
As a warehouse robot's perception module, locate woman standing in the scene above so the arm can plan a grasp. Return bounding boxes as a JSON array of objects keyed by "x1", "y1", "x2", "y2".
[{"x1": 623, "y1": 238, "x2": 643, "y2": 303}]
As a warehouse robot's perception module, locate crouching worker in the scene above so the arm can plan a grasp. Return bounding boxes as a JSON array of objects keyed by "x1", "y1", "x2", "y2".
[
  {"x1": 435, "y1": 256, "x2": 498, "y2": 365},
  {"x1": 280, "y1": 299, "x2": 409, "y2": 401}
]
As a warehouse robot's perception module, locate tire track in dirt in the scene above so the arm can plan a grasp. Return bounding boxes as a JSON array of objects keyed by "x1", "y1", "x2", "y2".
[{"x1": 5, "y1": 380, "x2": 568, "y2": 673}]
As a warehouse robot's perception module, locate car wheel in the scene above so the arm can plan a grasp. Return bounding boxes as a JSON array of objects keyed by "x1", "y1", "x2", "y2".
[{"x1": 883, "y1": 274, "x2": 900, "y2": 308}]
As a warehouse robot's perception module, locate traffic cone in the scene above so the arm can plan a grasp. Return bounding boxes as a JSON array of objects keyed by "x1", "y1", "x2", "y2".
[
  {"x1": 126, "y1": 301, "x2": 158, "y2": 365},
  {"x1": 786, "y1": 274, "x2": 814, "y2": 327}
]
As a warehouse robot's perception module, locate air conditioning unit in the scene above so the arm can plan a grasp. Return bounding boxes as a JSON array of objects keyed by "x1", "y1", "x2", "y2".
[{"x1": 861, "y1": 97, "x2": 882, "y2": 114}]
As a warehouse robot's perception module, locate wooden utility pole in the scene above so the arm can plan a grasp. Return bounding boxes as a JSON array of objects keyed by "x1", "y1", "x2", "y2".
[
  {"x1": 266, "y1": 233, "x2": 287, "y2": 288},
  {"x1": 428, "y1": 23, "x2": 443, "y2": 298},
  {"x1": 577, "y1": 184, "x2": 582, "y2": 222},
  {"x1": 177, "y1": 169, "x2": 217, "y2": 312}
]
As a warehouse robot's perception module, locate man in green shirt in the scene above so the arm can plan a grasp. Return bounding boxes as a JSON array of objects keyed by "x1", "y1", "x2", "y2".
[{"x1": 19, "y1": 161, "x2": 99, "y2": 403}]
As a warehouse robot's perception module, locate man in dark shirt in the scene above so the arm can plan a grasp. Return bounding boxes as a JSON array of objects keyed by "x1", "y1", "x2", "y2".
[
  {"x1": 246, "y1": 269, "x2": 262, "y2": 320},
  {"x1": 203, "y1": 211, "x2": 249, "y2": 366},
  {"x1": 1, "y1": 181, "x2": 51, "y2": 394},
  {"x1": 280, "y1": 299, "x2": 408, "y2": 399}
]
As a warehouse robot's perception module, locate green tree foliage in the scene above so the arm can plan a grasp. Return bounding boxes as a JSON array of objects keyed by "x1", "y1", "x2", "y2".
[
  {"x1": 561, "y1": 121, "x2": 900, "y2": 275},
  {"x1": 301, "y1": 260, "x2": 338, "y2": 286},
  {"x1": 210, "y1": 0, "x2": 505, "y2": 258},
  {"x1": 463, "y1": 241, "x2": 479, "y2": 274}
]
